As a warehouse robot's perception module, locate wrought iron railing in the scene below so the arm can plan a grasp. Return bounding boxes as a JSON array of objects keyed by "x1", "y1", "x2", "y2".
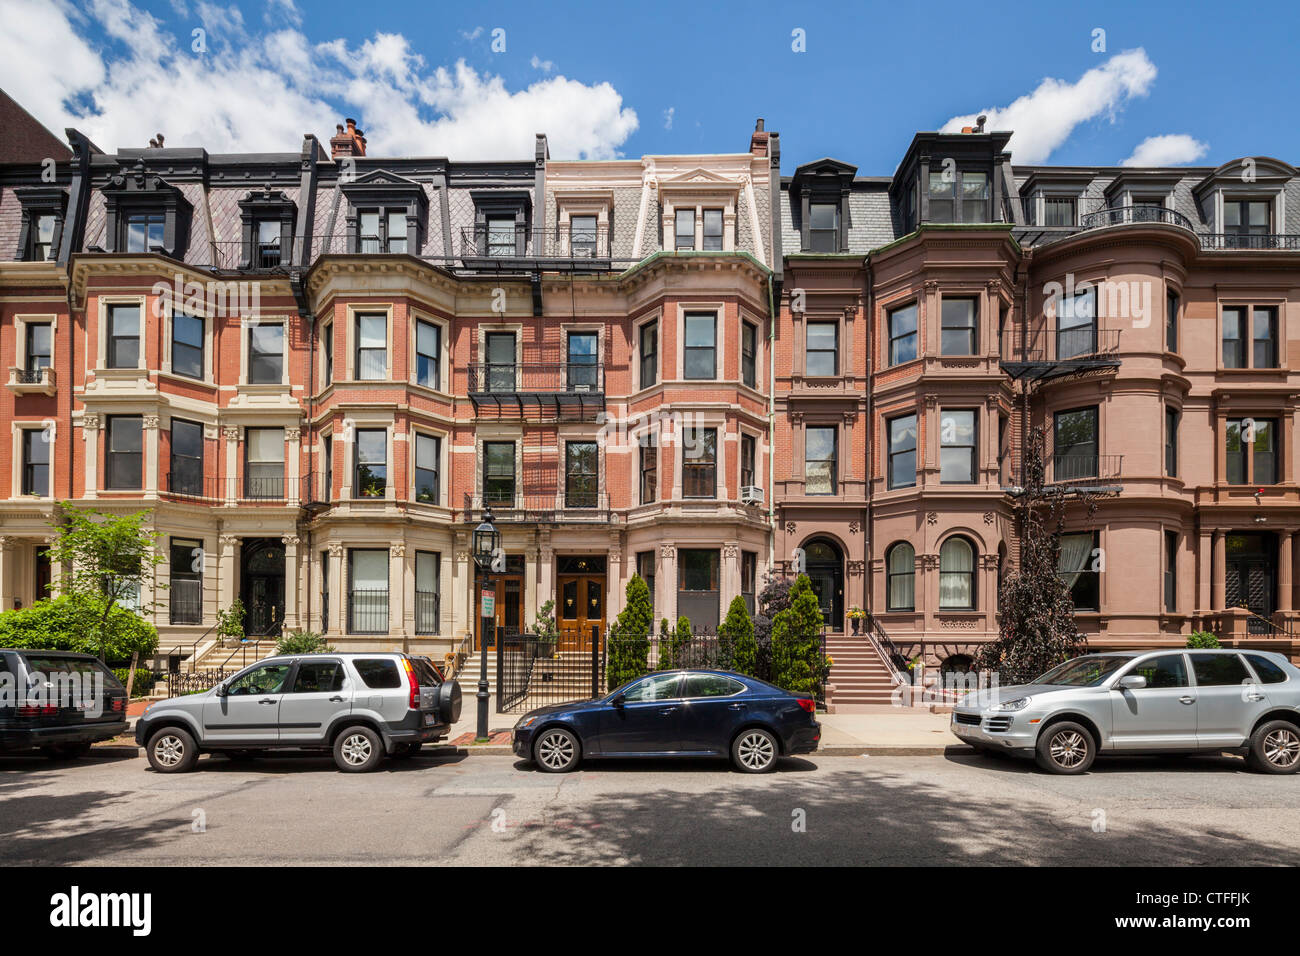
[
  {"x1": 1047, "y1": 453, "x2": 1123, "y2": 485},
  {"x1": 864, "y1": 613, "x2": 909, "y2": 685},
  {"x1": 348, "y1": 589, "x2": 390, "y2": 634},
  {"x1": 1001, "y1": 327, "x2": 1122, "y2": 363},
  {"x1": 1199, "y1": 233, "x2": 1300, "y2": 251},
  {"x1": 168, "y1": 578, "x2": 203, "y2": 625},
  {"x1": 12, "y1": 366, "x2": 49, "y2": 384},
  {"x1": 162, "y1": 473, "x2": 315, "y2": 504},
  {"x1": 414, "y1": 590, "x2": 440, "y2": 635},
  {"x1": 207, "y1": 239, "x2": 291, "y2": 271},
  {"x1": 466, "y1": 362, "x2": 604, "y2": 394},
  {"x1": 458, "y1": 223, "x2": 642, "y2": 263},
  {"x1": 1079, "y1": 205, "x2": 1195, "y2": 231},
  {"x1": 462, "y1": 492, "x2": 612, "y2": 524}
]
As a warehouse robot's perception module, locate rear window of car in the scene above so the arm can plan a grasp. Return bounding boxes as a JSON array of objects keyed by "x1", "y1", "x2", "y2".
[
  {"x1": 1191, "y1": 654, "x2": 1251, "y2": 687},
  {"x1": 1245, "y1": 654, "x2": 1289, "y2": 684},
  {"x1": 19, "y1": 654, "x2": 122, "y2": 688},
  {"x1": 411, "y1": 658, "x2": 442, "y2": 686},
  {"x1": 683, "y1": 674, "x2": 744, "y2": 698},
  {"x1": 291, "y1": 661, "x2": 344, "y2": 693},
  {"x1": 353, "y1": 658, "x2": 402, "y2": 689}
]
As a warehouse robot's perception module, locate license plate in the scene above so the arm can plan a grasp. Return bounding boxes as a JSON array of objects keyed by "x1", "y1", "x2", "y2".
[{"x1": 423, "y1": 713, "x2": 437, "y2": 726}]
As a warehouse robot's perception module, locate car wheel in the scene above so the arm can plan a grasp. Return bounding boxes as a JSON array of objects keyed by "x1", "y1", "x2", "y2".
[
  {"x1": 42, "y1": 742, "x2": 93, "y2": 760},
  {"x1": 1035, "y1": 721, "x2": 1095, "y2": 774},
  {"x1": 333, "y1": 726, "x2": 384, "y2": 773},
  {"x1": 533, "y1": 727, "x2": 580, "y2": 773},
  {"x1": 1248, "y1": 720, "x2": 1300, "y2": 774},
  {"x1": 147, "y1": 728, "x2": 199, "y2": 773},
  {"x1": 732, "y1": 728, "x2": 779, "y2": 773}
]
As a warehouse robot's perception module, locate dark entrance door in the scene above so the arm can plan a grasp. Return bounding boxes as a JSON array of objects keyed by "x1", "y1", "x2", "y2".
[
  {"x1": 241, "y1": 538, "x2": 286, "y2": 638},
  {"x1": 1225, "y1": 532, "x2": 1276, "y2": 634},
  {"x1": 803, "y1": 539, "x2": 844, "y2": 631}
]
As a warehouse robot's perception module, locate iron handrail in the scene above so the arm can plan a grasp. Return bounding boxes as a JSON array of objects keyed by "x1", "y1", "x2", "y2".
[{"x1": 864, "y1": 613, "x2": 908, "y2": 686}]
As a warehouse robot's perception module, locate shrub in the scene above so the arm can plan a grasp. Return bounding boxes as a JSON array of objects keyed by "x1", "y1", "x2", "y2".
[
  {"x1": 769, "y1": 575, "x2": 825, "y2": 695},
  {"x1": 275, "y1": 630, "x2": 336, "y2": 655},
  {"x1": 532, "y1": 600, "x2": 560, "y2": 647},
  {"x1": 112, "y1": 667, "x2": 156, "y2": 697},
  {"x1": 660, "y1": 615, "x2": 692, "y2": 670},
  {"x1": 607, "y1": 575, "x2": 653, "y2": 689},
  {"x1": 719, "y1": 595, "x2": 755, "y2": 675},
  {"x1": 1186, "y1": 630, "x2": 1220, "y2": 649},
  {"x1": 0, "y1": 595, "x2": 157, "y2": 660}
]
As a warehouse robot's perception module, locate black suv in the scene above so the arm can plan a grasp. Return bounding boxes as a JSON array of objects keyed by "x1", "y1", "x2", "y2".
[{"x1": 0, "y1": 649, "x2": 129, "y2": 758}]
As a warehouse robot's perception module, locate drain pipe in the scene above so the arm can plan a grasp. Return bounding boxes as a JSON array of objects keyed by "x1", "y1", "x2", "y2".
[{"x1": 766, "y1": 272, "x2": 777, "y2": 576}]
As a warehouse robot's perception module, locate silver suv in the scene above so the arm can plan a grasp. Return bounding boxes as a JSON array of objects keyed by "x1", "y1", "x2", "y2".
[
  {"x1": 136, "y1": 653, "x2": 461, "y2": 773},
  {"x1": 951, "y1": 649, "x2": 1300, "y2": 774}
]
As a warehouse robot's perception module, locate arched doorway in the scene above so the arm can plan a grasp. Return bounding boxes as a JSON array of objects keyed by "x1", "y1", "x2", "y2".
[
  {"x1": 241, "y1": 538, "x2": 286, "y2": 637},
  {"x1": 803, "y1": 538, "x2": 844, "y2": 631}
]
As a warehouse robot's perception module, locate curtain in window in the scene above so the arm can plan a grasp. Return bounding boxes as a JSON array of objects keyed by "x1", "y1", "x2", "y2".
[
  {"x1": 939, "y1": 538, "x2": 974, "y2": 609},
  {"x1": 888, "y1": 544, "x2": 915, "y2": 610},
  {"x1": 1057, "y1": 533, "x2": 1093, "y2": 591}
]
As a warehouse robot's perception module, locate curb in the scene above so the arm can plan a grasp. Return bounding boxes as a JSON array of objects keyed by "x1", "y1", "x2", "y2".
[{"x1": 815, "y1": 744, "x2": 975, "y2": 757}]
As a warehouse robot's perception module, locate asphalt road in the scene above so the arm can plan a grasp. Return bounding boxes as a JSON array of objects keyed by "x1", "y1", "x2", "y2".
[{"x1": 2, "y1": 748, "x2": 1298, "y2": 866}]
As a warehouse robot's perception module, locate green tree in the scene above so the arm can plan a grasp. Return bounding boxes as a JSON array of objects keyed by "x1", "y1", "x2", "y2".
[
  {"x1": 532, "y1": 600, "x2": 560, "y2": 650},
  {"x1": 977, "y1": 427, "x2": 1088, "y2": 683},
  {"x1": 770, "y1": 574, "x2": 824, "y2": 694},
  {"x1": 607, "y1": 574, "x2": 653, "y2": 689},
  {"x1": 0, "y1": 594, "x2": 157, "y2": 660},
  {"x1": 275, "y1": 629, "x2": 336, "y2": 655},
  {"x1": 719, "y1": 595, "x2": 755, "y2": 675},
  {"x1": 660, "y1": 615, "x2": 692, "y2": 670},
  {"x1": 44, "y1": 504, "x2": 165, "y2": 662},
  {"x1": 1186, "y1": 631, "x2": 1220, "y2": 649}
]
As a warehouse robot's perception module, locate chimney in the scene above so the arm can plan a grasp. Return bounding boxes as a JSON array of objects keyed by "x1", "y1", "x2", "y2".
[
  {"x1": 330, "y1": 118, "x2": 367, "y2": 158},
  {"x1": 750, "y1": 118, "x2": 768, "y2": 157}
]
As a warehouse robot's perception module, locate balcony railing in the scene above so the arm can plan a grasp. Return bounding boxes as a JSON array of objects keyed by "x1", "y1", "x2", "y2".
[
  {"x1": 467, "y1": 362, "x2": 605, "y2": 421},
  {"x1": 1047, "y1": 454, "x2": 1123, "y2": 487},
  {"x1": 458, "y1": 224, "x2": 640, "y2": 267},
  {"x1": 1199, "y1": 233, "x2": 1300, "y2": 251},
  {"x1": 205, "y1": 240, "x2": 291, "y2": 271},
  {"x1": 1000, "y1": 327, "x2": 1122, "y2": 386},
  {"x1": 162, "y1": 473, "x2": 313, "y2": 504},
  {"x1": 1078, "y1": 205, "x2": 1195, "y2": 231},
  {"x1": 7, "y1": 365, "x2": 56, "y2": 396},
  {"x1": 462, "y1": 492, "x2": 613, "y2": 524}
]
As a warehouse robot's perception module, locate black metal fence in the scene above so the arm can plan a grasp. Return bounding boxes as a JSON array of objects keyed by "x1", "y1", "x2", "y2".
[
  {"x1": 414, "y1": 590, "x2": 440, "y2": 635},
  {"x1": 348, "y1": 589, "x2": 390, "y2": 634}
]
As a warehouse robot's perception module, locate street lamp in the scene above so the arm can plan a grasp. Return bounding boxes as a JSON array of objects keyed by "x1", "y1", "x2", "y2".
[{"x1": 472, "y1": 510, "x2": 499, "y2": 743}]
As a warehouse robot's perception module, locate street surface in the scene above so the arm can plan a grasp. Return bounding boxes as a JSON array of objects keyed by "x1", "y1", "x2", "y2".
[{"x1": 2, "y1": 749, "x2": 1297, "y2": 866}]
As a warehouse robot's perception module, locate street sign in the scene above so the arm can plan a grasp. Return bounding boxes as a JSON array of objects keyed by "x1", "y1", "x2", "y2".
[{"x1": 481, "y1": 589, "x2": 495, "y2": 618}]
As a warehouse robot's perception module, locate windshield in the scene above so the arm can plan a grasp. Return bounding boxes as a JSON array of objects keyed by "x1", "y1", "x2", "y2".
[{"x1": 1030, "y1": 656, "x2": 1130, "y2": 687}]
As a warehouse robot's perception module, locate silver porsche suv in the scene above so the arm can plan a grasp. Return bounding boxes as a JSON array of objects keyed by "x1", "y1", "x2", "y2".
[{"x1": 951, "y1": 649, "x2": 1300, "y2": 774}]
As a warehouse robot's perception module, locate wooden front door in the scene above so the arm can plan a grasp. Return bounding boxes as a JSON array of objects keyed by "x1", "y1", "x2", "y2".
[
  {"x1": 474, "y1": 575, "x2": 523, "y2": 651},
  {"x1": 557, "y1": 575, "x2": 604, "y2": 652}
]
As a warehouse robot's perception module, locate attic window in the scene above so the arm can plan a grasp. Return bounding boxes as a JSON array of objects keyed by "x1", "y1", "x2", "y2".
[
  {"x1": 123, "y1": 211, "x2": 166, "y2": 253},
  {"x1": 14, "y1": 187, "x2": 66, "y2": 262},
  {"x1": 808, "y1": 202, "x2": 839, "y2": 252}
]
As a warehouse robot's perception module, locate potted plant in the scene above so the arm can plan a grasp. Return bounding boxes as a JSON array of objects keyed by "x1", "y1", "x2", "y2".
[
  {"x1": 847, "y1": 606, "x2": 866, "y2": 635},
  {"x1": 532, "y1": 600, "x2": 560, "y2": 656}
]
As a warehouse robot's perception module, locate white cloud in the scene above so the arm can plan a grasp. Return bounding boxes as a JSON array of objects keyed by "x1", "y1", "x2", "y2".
[
  {"x1": 663, "y1": 106, "x2": 674, "y2": 130},
  {"x1": 1122, "y1": 133, "x2": 1208, "y2": 167},
  {"x1": 264, "y1": 0, "x2": 300, "y2": 27},
  {"x1": 942, "y1": 49, "x2": 1158, "y2": 163},
  {"x1": 460, "y1": 26, "x2": 483, "y2": 41},
  {"x1": 529, "y1": 54, "x2": 555, "y2": 73},
  {"x1": 0, "y1": 0, "x2": 637, "y2": 159}
]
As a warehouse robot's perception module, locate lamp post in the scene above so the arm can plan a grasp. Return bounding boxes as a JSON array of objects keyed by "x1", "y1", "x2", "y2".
[{"x1": 471, "y1": 509, "x2": 499, "y2": 743}]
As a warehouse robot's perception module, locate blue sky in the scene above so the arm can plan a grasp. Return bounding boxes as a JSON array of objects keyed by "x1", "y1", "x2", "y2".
[{"x1": 2, "y1": 0, "x2": 1297, "y2": 171}]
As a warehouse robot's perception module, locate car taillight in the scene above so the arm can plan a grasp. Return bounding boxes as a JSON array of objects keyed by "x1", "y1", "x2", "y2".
[
  {"x1": 111, "y1": 698, "x2": 125, "y2": 712},
  {"x1": 401, "y1": 658, "x2": 420, "y2": 710},
  {"x1": 796, "y1": 698, "x2": 815, "y2": 713},
  {"x1": 17, "y1": 705, "x2": 56, "y2": 717}
]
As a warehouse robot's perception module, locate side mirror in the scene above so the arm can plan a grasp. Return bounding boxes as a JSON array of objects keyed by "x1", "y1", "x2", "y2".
[
  {"x1": 215, "y1": 682, "x2": 228, "y2": 698},
  {"x1": 611, "y1": 693, "x2": 626, "y2": 708},
  {"x1": 1117, "y1": 675, "x2": 1147, "y2": 690}
]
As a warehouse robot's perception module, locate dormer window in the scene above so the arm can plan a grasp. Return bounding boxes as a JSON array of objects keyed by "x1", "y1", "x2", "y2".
[
  {"x1": 342, "y1": 171, "x2": 427, "y2": 257},
  {"x1": 359, "y1": 209, "x2": 407, "y2": 253},
  {"x1": 1043, "y1": 197, "x2": 1076, "y2": 227},
  {"x1": 1224, "y1": 199, "x2": 1272, "y2": 248},
  {"x1": 702, "y1": 209, "x2": 724, "y2": 251},
  {"x1": 255, "y1": 220, "x2": 282, "y2": 267},
  {"x1": 808, "y1": 203, "x2": 840, "y2": 252},
  {"x1": 238, "y1": 189, "x2": 296, "y2": 270},
  {"x1": 675, "y1": 209, "x2": 695, "y2": 250},
  {"x1": 570, "y1": 215, "x2": 598, "y2": 257},
  {"x1": 930, "y1": 170, "x2": 989, "y2": 223},
  {"x1": 15, "y1": 187, "x2": 67, "y2": 262},
  {"x1": 123, "y1": 211, "x2": 165, "y2": 253},
  {"x1": 487, "y1": 216, "x2": 516, "y2": 257}
]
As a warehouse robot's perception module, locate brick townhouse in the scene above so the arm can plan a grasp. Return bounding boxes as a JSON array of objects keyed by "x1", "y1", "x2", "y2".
[{"x1": 1, "y1": 92, "x2": 1298, "y2": 695}]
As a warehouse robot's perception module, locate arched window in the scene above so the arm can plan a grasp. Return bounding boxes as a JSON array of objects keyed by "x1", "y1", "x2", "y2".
[
  {"x1": 886, "y1": 542, "x2": 915, "y2": 611},
  {"x1": 803, "y1": 538, "x2": 844, "y2": 629},
  {"x1": 939, "y1": 536, "x2": 976, "y2": 610}
]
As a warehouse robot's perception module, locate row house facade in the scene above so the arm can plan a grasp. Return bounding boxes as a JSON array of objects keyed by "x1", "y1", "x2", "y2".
[
  {"x1": 0, "y1": 110, "x2": 778, "y2": 662},
  {"x1": 1, "y1": 94, "x2": 1298, "y2": 686}
]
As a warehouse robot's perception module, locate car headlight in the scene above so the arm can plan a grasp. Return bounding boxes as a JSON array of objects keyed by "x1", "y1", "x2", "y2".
[
  {"x1": 516, "y1": 716, "x2": 538, "y2": 729},
  {"x1": 992, "y1": 697, "x2": 1031, "y2": 712}
]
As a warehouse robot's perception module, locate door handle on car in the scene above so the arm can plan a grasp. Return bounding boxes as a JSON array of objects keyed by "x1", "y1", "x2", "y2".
[
  {"x1": 259, "y1": 697, "x2": 276, "y2": 705},
  {"x1": 1179, "y1": 696, "x2": 1195, "y2": 705},
  {"x1": 329, "y1": 696, "x2": 345, "y2": 702},
  {"x1": 1246, "y1": 694, "x2": 1265, "y2": 702},
  {"x1": 727, "y1": 703, "x2": 745, "y2": 711},
  {"x1": 658, "y1": 706, "x2": 678, "y2": 715}
]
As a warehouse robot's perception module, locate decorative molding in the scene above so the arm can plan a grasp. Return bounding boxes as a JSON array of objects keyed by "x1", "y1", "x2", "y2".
[
  {"x1": 281, "y1": 535, "x2": 300, "y2": 548},
  {"x1": 927, "y1": 511, "x2": 938, "y2": 525},
  {"x1": 846, "y1": 559, "x2": 865, "y2": 574},
  {"x1": 81, "y1": 415, "x2": 100, "y2": 431},
  {"x1": 391, "y1": 543, "x2": 406, "y2": 558},
  {"x1": 983, "y1": 511, "x2": 995, "y2": 525},
  {"x1": 223, "y1": 425, "x2": 240, "y2": 441},
  {"x1": 659, "y1": 544, "x2": 676, "y2": 559},
  {"x1": 285, "y1": 427, "x2": 301, "y2": 441},
  {"x1": 142, "y1": 415, "x2": 160, "y2": 430},
  {"x1": 722, "y1": 544, "x2": 739, "y2": 559},
  {"x1": 329, "y1": 543, "x2": 344, "y2": 558}
]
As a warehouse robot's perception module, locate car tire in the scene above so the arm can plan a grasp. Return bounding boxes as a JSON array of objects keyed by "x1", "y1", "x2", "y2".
[
  {"x1": 1035, "y1": 721, "x2": 1096, "y2": 774},
  {"x1": 1247, "y1": 720, "x2": 1300, "y2": 774},
  {"x1": 731, "y1": 727, "x2": 779, "y2": 773},
  {"x1": 533, "y1": 727, "x2": 581, "y2": 773},
  {"x1": 42, "y1": 742, "x2": 93, "y2": 760},
  {"x1": 147, "y1": 727, "x2": 199, "y2": 773},
  {"x1": 333, "y1": 726, "x2": 384, "y2": 773}
]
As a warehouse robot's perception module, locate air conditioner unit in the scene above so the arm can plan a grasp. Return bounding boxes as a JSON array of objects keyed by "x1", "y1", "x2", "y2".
[{"x1": 740, "y1": 485, "x2": 764, "y2": 505}]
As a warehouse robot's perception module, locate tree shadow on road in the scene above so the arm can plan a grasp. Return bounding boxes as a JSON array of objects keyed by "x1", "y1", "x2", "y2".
[{"x1": 489, "y1": 757, "x2": 1300, "y2": 866}]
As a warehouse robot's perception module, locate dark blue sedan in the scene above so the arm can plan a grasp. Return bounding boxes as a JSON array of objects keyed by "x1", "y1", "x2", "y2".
[{"x1": 511, "y1": 669, "x2": 821, "y2": 773}]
